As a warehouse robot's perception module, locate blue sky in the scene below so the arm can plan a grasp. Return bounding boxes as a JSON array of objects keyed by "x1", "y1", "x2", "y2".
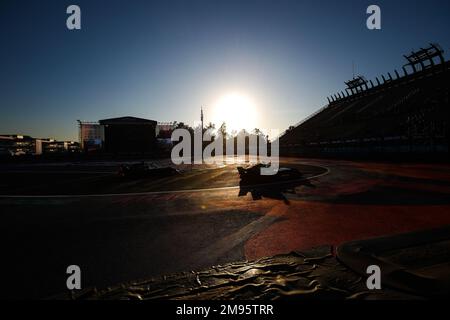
[{"x1": 1, "y1": 0, "x2": 449, "y2": 140}]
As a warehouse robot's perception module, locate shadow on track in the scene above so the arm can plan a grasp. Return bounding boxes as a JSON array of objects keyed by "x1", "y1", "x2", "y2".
[{"x1": 238, "y1": 179, "x2": 316, "y2": 204}]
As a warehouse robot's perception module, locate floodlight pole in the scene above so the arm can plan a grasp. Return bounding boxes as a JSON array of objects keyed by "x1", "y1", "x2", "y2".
[
  {"x1": 201, "y1": 106, "x2": 204, "y2": 134},
  {"x1": 201, "y1": 106, "x2": 204, "y2": 162}
]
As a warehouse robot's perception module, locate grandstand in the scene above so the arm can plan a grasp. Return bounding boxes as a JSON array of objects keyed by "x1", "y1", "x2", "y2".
[{"x1": 280, "y1": 44, "x2": 450, "y2": 158}]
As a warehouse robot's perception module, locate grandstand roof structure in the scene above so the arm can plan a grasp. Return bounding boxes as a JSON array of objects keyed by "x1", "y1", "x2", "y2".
[
  {"x1": 404, "y1": 43, "x2": 445, "y2": 73},
  {"x1": 280, "y1": 44, "x2": 449, "y2": 156},
  {"x1": 345, "y1": 76, "x2": 368, "y2": 90}
]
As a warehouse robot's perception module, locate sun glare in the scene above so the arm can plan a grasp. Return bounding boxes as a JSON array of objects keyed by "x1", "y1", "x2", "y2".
[{"x1": 211, "y1": 92, "x2": 258, "y2": 133}]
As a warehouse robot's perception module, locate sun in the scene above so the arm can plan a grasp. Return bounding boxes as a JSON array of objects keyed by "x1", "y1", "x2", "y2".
[{"x1": 211, "y1": 92, "x2": 258, "y2": 133}]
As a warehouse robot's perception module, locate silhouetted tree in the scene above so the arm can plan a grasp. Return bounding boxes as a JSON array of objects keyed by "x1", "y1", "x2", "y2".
[
  {"x1": 218, "y1": 122, "x2": 227, "y2": 138},
  {"x1": 175, "y1": 122, "x2": 194, "y2": 135},
  {"x1": 253, "y1": 128, "x2": 262, "y2": 136},
  {"x1": 205, "y1": 122, "x2": 216, "y2": 136},
  {"x1": 206, "y1": 122, "x2": 215, "y2": 130}
]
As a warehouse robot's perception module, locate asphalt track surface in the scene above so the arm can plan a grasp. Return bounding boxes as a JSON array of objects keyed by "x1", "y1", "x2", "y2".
[{"x1": 1, "y1": 157, "x2": 450, "y2": 299}]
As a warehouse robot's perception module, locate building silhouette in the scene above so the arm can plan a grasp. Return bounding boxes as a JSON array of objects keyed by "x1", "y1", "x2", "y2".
[{"x1": 99, "y1": 116, "x2": 157, "y2": 154}]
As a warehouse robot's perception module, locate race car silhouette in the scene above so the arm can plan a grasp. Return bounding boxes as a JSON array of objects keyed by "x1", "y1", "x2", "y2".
[{"x1": 118, "y1": 162, "x2": 180, "y2": 179}]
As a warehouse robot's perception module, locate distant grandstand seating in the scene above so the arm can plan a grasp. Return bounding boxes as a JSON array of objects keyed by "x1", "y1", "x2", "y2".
[{"x1": 280, "y1": 44, "x2": 449, "y2": 157}]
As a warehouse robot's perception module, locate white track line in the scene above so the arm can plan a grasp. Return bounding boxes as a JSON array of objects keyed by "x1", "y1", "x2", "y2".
[
  {"x1": 0, "y1": 170, "x2": 115, "y2": 174},
  {"x1": 0, "y1": 165, "x2": 330, "y2": 199}
]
